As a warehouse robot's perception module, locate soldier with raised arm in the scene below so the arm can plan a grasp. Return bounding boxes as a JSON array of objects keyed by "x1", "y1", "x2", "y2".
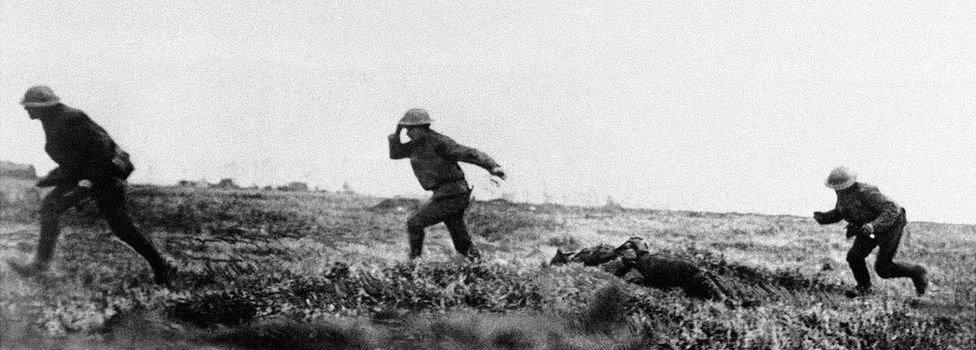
[
  {"x1": 388, "y1": 108, "x2": 506, "y2": 261},
  {"x1": 813, "y1": 166, "x2": 928, "y2": 297},
  {"x1": 6, "y1": 86, "x2": 177, "y2": 285}
]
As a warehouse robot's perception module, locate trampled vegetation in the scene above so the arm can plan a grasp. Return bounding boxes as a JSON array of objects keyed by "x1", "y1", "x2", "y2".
[{"x1": 1, "y1": 184, "x2": 973, "y2": 349}]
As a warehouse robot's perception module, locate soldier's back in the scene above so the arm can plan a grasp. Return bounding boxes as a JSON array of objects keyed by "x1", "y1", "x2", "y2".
[{"x1": 631, "y1": 253, "x2": 725, "y2": 300}]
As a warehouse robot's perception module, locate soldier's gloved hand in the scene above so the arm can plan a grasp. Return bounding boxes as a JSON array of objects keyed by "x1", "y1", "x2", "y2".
[
  {"x1": 490, "y1": 166, "x2": 507, "y2": 180},
  {"x1": 78, "y1": 179, "x2": 93, "y2": 188},
  {"x1": 859, "y1": 223, "x2": 875, "y2": 239},
  {"x1": 813, "y1": 211, "x2": 827, "y2": 224}
]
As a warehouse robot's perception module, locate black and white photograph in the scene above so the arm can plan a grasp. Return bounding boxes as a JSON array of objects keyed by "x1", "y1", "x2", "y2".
[{"x1": 1, "y1": 2, "x2": 973, "y2": 349}]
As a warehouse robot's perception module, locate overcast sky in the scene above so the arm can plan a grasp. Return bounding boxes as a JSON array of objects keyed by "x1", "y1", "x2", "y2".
[{"x1": 2, "y1": 1, "x2": 974, "y2": 224}]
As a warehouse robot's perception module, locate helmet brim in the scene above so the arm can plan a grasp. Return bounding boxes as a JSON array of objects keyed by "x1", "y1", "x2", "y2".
[
  {"x1": 825, "y1": 178, "x2": 856, "y2": 190},
  {"x1": 21, "y1": 100, "x2": 60, "y2": 108},
  {"x1": 398, "y1": 120, "x2": 432, "y2": 126}
]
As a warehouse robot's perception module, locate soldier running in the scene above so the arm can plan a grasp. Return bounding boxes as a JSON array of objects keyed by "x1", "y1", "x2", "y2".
[
  {"x1": 813, "y1": 166, "x2": 928, "y2": 297},
  {"x1": 388, "y1": 108, "x2": 506, "y2": 261},
  {"x1": 6, "y1": 86, "x2": 177, "y2": 285}
]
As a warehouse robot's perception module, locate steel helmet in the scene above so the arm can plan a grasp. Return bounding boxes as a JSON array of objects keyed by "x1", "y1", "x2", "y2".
[
  {"x1": 825, "y1": 166, "x2": 857, "y2": 190},
  {"x1": 398, "y1": 108, "x2": 432, "y2": 126},
  {"x1": 20, "y1": 85, "x2": 61, "y2": 108}
]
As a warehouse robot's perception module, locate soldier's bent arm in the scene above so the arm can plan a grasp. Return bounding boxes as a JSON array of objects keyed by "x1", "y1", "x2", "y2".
[
  {"x1": 863, "y1": 188, "x2": 901, "y2": 232},
  {"x1": 436, "y1": 137, "x2": 500, "y2": 171},
  {"x1": 818, "y1": 208, "x2": 844, "y2": 225},
  {"x1": 388, "y1": 134, "x2": 411, "y2": 159}
]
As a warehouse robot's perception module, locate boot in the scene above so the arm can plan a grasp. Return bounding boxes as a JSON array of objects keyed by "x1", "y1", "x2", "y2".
[
  {"x1": 911, "y1": 266, "x2": 929, "y2": 296},
  {"x1": 7, "y1": 259, "x2": 49, "y2": 277}
]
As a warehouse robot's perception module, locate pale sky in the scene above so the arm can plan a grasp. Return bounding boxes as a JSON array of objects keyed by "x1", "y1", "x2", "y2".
[{"x1": 2, "y1": 1, "x2": 974, "y2": 224}]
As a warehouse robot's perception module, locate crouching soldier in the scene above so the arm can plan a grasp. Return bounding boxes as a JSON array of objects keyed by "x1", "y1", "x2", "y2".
[
  {"x1": 813, "y1": 166, "x2": 928, "y2": 297},
  {"x1": 388, "y1": 108, "x2": 506, "y2": 261},
  {"x1": 613, "y1": 237, "x2": 729, "y2": 301},
  {"x1": 6, "y1": 86, "x2": 177, "y2": 285}
]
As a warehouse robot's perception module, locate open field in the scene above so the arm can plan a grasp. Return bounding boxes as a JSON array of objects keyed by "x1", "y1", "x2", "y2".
[{"x1": 1, "y1": 184, "x2": 973, "y2": 349}]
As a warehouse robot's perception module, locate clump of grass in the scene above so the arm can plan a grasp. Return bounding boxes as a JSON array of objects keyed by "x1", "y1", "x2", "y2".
[
  {"x1": 166, "y1": 290, "x2": 261, "y2": 327},
  {"x1": 546, "y1": 236, "x2": 580, "y2": 251},
  {"x1": 578, "y1": 283, "x2": 629, "y2": 333},
  {"x1": 466, "y1": 203, "x2": 563, "y2": 242}
]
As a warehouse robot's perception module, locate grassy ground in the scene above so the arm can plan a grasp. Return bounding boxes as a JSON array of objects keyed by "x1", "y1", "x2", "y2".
[{"x1": 0, "y1": 184, "x2": 973, "y2": 349}]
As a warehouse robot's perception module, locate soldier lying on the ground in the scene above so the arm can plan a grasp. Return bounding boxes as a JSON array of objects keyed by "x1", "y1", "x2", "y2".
[
  {"x1": 550, "y1": 244, "x2": 616, "y2": 266},
  {"x1": 551, "y1": 237, "x2": 728, "y2": 301}
]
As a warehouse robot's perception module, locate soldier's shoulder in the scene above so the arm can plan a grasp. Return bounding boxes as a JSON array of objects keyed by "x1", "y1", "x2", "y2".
[
  {"x1": 857, "y1": 183, "x2": 882, "y2": 194},
  {"x1": 429, "y1": 131, "x2": 454, "y2": 141},
  {"x1": 857, "y1": 183, "x2": 897, "y2": 203},
  {"x1": 58, "y1": 106, "x2": 90, "y2": 123},
  {"x1": 428, "y1": 131, "x2": 459, "y2": 146}
]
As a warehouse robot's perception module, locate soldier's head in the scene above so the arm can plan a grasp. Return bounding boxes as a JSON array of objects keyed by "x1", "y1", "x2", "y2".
[
  {"x1": 615, "y1": 236, "x2": 649, "y2": 260},
  {"x1": 399, "y1": 108, "x2": 432, "y2": 140},
  {"x1": 21, "y1": 85, "x2": 62, "y2": 120},
  {"x1": 405, "y1": 124, "x2": 431, "y2": 141},
  {"x1": 824, "y1": 166, "x2": 857, "y2": 193}
]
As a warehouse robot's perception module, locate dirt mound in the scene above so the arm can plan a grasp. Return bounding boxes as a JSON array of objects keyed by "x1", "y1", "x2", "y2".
[{"x1": 370, "y1": 198, "x2": 422, "y2": 212}]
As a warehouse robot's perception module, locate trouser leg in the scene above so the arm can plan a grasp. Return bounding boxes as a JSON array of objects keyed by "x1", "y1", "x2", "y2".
[
  {"x1": 406, "y1": 194, "x2": 469, "y2": 259},
  {"x1": 35, "y1": 186, "x2": 83, "y2": 265},
  {"x1": 407, "y1": 201, "x2": 444, "y2": 259},
  {"x1": 874, "y1": 216, "x2": 924, "y2": 280},
  {"x1": 443, "y1": 197, "x2": 476, "y2": 257},
  {"x1": 846, "y1": 235, "x2": 878, "y2": 289},
  {"x1": 443, "y1": 214, "x2": 472, "y2": 255},
  {"x1": 93, "y1": 183, "x2": 167, "y2": 273},
  {"x1": 407, "y1": 222, "x2": 427, "y2": 259}
]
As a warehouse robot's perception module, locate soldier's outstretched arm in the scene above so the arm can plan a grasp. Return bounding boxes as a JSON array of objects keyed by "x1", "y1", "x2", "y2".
[
  {"x1": 437, "y1": 137, "x2": 501, "y2": 173},
  {"x1": 813, "y1": 208, "x2": 843, "y2": 225}
]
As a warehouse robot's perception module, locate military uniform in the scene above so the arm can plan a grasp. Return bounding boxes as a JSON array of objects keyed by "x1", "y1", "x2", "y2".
[
  {"x1": 389, "y1": 112, "x2": 502, "y2": 260},
  {"x1": 550, "y1": 238, "x2": 727, "y2": 300},
  {"x1": 613, "y1": 238, "x2": 728, "y2": 300},
  {"x1": 549, "y1": 244, "x2": 617, "y2": 266},
  {"x1": 815, "y1": 182, "x2": 927, "y2": 295},
  {"x1": 11, "y1": 86, "x2": 174, "y2": 284}
]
